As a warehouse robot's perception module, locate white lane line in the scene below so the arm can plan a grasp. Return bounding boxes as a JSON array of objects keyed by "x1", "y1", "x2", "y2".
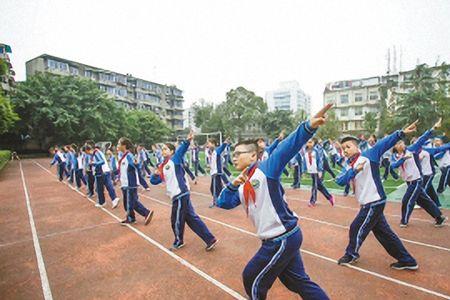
[
  {"x1": 191, "y1": 190, "x2": 450, "y2": 226},
  {"x1": 33, "y1": 161, "x2": 246, "y2": 300},
  {"x1": 20, "y1": 162, "x2": 53, "y2": 300},
  {"x1": 35, "y1": 161, "x2": 450, "y2": 300},
  {"x1": 138, "y1": 193, "x2": 450, "y2": 300}
]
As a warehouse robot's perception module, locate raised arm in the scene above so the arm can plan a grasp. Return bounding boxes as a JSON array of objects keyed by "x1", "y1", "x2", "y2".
[
  {"x1": 365, "y1": 131, "x2": 405, "y2": 162},
  {"x1": 216, "y1": 184, "x2": 242, "y2": 209},
  {"x1": 172, "y1": 140, "x2": 190, "y2": 164},
  {"x1": 423, "y1": 143, "x2": 450, "y2": 155}
]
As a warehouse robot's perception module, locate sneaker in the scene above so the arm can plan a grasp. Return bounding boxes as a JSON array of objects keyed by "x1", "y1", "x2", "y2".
[
  {"x1": 390, "y1": 261, "x2": 419, "y2": 270},
  {"x1": 144, "y1": 210, "x2": 154, "y2": 225},
  {"x1": 145, "y1": 188, "x2": 150, "y2": 191},
  {"x1": 308, "y1": 202, "x2": 316, "y2": 208},
  {"x1": 112, "y1": 197, "x2": 120, "y2": 209},
  {"x1": 435, "y1": 216, "x2": 448, "y2": 228},
  {"x1": 95, "y1": 203, "x2": 106, "y2": 208},
  {"x1": 328, "y1": 196, "x2": 335, "y2": 206},
  {"x1": 120, "y1": 219, "x2": 136, "y2": 226},
  {"x1": 206, "y1": 239, "x2": 219, "y2": 251},
  {"x1": 209, "y1": 203, "x2": 216, "y2": 208},
  {"x1": 343, "y1": 192, "x2": 349, "y2": 197},
  {"x1": 170, "y1": 243, "x2": 185, "y2": 251},
  {"x1": 337, "y1": 254, "x2": 359, "y2": 265},
  {"x1": 399, "y1": 223, "x2": 408, "y2": 228},
  {"x1": 413, "y1": 205, "x2": 421, "y2": 209}
]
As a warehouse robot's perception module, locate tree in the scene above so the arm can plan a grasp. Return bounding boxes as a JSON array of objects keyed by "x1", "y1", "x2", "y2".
[
  {"x1": 363, "y1": 112, "x2": 377, "y2": 134},
  {"x1": 261, "y1": 109, "x2": 295, "y2": 137},
  {"x1": 124, "y1": 110, "x2": 172, "y2": 145},
  {"x1": 192, "y1": 100, "x2": 215, "y2": 129},
  {"x1": 0, "y1": 93, "x2": 19, "y2": 134},
  {"x1": 222, "y1": 87, "x2": 267, "y2": 139},
  {"x1": 434, "y1": 63, "x2": 450, "y2": 135}
]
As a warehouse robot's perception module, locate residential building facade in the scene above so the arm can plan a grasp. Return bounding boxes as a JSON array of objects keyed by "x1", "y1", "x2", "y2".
[
  {"x1": 0, "y1": 43, "x2": 15, "y2": 94},
  {"x1": 26, "y1": 54, "x2": 184, "y2": 131},
  {"x1": 265, "y1": 81, "x2": 311, "y2": 115}
]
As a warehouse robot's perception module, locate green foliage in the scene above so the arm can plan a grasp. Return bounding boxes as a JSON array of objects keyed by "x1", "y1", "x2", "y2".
[
  {"x1": 0, "y1": 93, "x2": 19, "y2": 134},
  {"x1": 0, "y1": 150, "x2": 11, "y2": 171},
  {"x1": 261, "y1": 109, "x2": 295, "y2": 137},
  {"x1": 8, "y1": 73, "x2": 171, "y2": 149},
  {"x1": 363, "y1": 112, "x2": 378, "y2": 134}
]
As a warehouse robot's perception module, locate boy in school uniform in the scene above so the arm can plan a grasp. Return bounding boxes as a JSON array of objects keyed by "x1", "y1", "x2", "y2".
[
  {"x1": 207, "y1": 138, "x2": 230, "y2": 207},
  {"x1": 304, "y1": 138, "x2": 335, "y2": 207},
  {"x1": 390, "y1": 120, "x2": 447, "y2": 227},
  {"x1": 50, "y1": 146, "x2": 67, "y2": 182},
  {"x1": 117, "y1": 138, "x2": 154, "y2": 225},
  {"x1": 190, "y1": 142, "x2": 206, "y2": 177},
  {"x1": 216, "y1": 104, "x2": 332, "y2": 300},
  {"x1": 75, "y1": 146, "x2": 87, "y2": 190},
  {"x1": 335, "y1": 121, "x2": 421, "y2": 269},
  {"x1": 150, "y1": 131, "x2": 218, "y2": 251}
]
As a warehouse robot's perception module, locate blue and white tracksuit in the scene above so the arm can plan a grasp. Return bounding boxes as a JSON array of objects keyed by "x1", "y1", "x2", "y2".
[
  {"x1": 390, "y1": 129, "x2": 442, "y2": 225},
  {"x1": 191, "y1": 146, "x2": 206, "y2": 176},
  {"x1": 317, "y1": 144, "x2": 335, "y2": 179},
  {"x1": 150, "y1": 140, "x2": 215, "y2": 247},
  {"x1": 92, "y1": 149, "x2": 117, "y2": 205},
  {"x1": 304, "y1": 147, "x2": 332, "y2": 205},
  {"x1": 50, "y1": 150, "x2": 67, "y2": 181},
  {"x1": 75, "y1": 153, "x2": 86, "y2": 188},
  {"x1": 217, "y1": 121, "x2": 328, "y2": 300},
  {"x1": 84, "y1": 153, "x2": 95, "y2": 196},
  {"x1": 290, "y1": 151, "x2": 303, "y2": 188},
  {"x1": 136, "y1": 150, "x2": 150, "y2": 189},
  {"x1": 434, "y1": 146, "x2": 450, "y2": 193},
  {"x1": 419, "y1": 144, "x2": 448, "y2": 207},
  {"x1": 335, "y1": 130, "x2": 416, "y2": 263},
  {"x1": 67, "y1": 151, "x2": 77, "y2": 184},
  {"x1": 209, "y1": 142, "x2": 229, "y2": 205},
  {"x1": 119, "y1": 151, "x2": 150, "y2": 222}
]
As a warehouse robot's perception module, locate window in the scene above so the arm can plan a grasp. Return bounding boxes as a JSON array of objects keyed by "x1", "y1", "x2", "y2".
[
  {"x1": 47, "y1": 59, "x2": 68, "y2": 72},
  {"x1": 85, "y1": 70, "x2": 93, "y2": 78},
  {"x1": 115, "y1": 88, "x2": 127, "y2": 97},
  {"x1": 369, "y1": 91, "x2": 379, "y2": 100},
  {"x1": 106, "y1": 87, "x2": 115, "y2": 95},
  {"x1": 355, "y1": 107, "x2": 363, "y2": 116},
  {"x1": 340, "y1": 94, "x2": 349, "y2": 104},
  {"x1": 100, "y1": 73, "x2": 116, "y2": 82},
  {"x1": 340, "y1": 108, "x2": 348, "y2": 117},
  {"x1": 70, "y1": 67, "x2": 79, "y2": 76},
  {"x1": 355, "y1": 93, "x2": 363, "y2": 102},
  {"x1": 47, "y1": 59, "x2": 58, "y2": 69}
]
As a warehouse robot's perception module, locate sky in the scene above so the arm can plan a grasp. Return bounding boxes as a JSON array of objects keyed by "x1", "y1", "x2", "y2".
[{"x1": 2, "y1": 0, "x2": 450, "y2": 114}]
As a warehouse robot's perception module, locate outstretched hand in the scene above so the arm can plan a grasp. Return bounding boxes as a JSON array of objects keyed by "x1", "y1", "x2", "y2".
[
  {"x1": 187, "y1": 130, "x2": 194, "y2": 141},
  {"x1": 310, "y1": 103, "x2": 333, "y2": 129},
  {"x1": 433, "y1": 118, "x2": 442, "y2": 130},
  {"x1": 403, "y1": 120, "x2": 418, "y2": 134},
  {"x1": 232, "y1": 167, "x2": 249, "y2": 186}
]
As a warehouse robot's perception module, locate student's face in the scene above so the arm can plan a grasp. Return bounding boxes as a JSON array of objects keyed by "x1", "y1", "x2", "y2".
[
  {"x1": 368, "y1": 137, "x2": 376, "y2": 145},
  {"x1": 232, "y1": 145, "x2": 257, "y2": 171},
  {"x1": 207, "y1": 141, "x2": 215, "y2": 148},
  {"x1": 342, "y1": 141, "x2": 359, "y2": 158},
  {"x1": 85, "y1": 149, "x2": 92, "y2": 155},
  {"x1": 394, "y1": 141, "x2": 406, "y2": 153},
  {"x1": 161, "y1": 145, "x2": 173, "y2": 158},
  {"x1": 435, "y1": 139, "x2": 443, "y2": 147},
  {"x1": 257, "y1": 140, "x2": 266, "y2": 148},
  {"x1": 306, "y1": 140, "x2": 315, "y2": 149}
]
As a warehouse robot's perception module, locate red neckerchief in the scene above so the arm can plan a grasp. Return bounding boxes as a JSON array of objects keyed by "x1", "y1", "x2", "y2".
[
  {"x1": 158, "y1": 157, "x2": 170, "y2": 182},
  {"x1": 243, "y1": 163, "x2": 258, "y2": 215},
  {"x1": 349, "y1": 152, "x2": 361, "y2": 168},
  {"x1": 117, "y1": 151, "x2": 129, "y2": 176}
]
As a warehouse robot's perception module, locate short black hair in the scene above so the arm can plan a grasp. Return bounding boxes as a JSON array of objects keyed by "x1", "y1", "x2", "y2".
[
  {"x1": 340, "y1": 136, "x2": 359, "y2": 144},
  {"x1": 165, "y1": 143, "x2": 176, "y2": 153},
  {"x1": 118, "y1": 137, "x2": 134, "y2": 151},
  {"x1": 235, "y1": 140, "x2": 258, "y2": 152},
  {"x1": 208, "y1": 138, "x2": 218, "y2": 146}
]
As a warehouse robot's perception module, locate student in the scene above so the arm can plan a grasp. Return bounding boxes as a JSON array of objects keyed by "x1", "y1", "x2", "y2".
[
  {"x1": 335, "y1": 121, "x2": 419, "y2": 270},
  {"x1": 136, "y1": 145, "x2": 151, "y2": 191},
  {"x1": 190, "y1": 142, "x2": 206, "y2": 177},
  {"x1": 66, "y1": 145, "x2": 77, "y2": 185},
  {"x1": 434, "y1": 136, "x2": 450, "y2": 193},
  {"x1": 86, "y1": 144, "x2": 120, "y2": 209},
  {"x1": 117, "y1": 137, "x2": 154, "y2": 225},
  {"x1": 390, "y1": 120, "x2": 446, "y2": 227},
  {"x1": 106, "y1": 147, "x2": 119, "y2": 182},
  {"x1": 304, "y1": 138, "x2": 335, "y2": 207},
  {"x1": 150, "y1": 131, "x2": 218, "y2": 251},
  {"x1": 72, "y1": 145, "x2": 85, "y2": 190},
  {"x1": 216, "y1": 104, "x2": 332, "y2": 300},
  {"x1": 317, "y1": 140, "x2": 335, "y2": 179},
  {"x1": 256, "y1": 131, "x2": 284, "y2": 161},
  {"x1": 83, "y1": 142, "x2": 96, "y2": 198},
  {"x1": 290, "y1": 150, "x2": 303, "y2": 189},
  {"x1": 419, "y1": 141, "x2": 450, "y2": 207},
  {"x1": 381, "y1": 141, "x2": 399, "y2": 181},
  {"x1": 50, "y1": 146, "x2": 67, "y2": 182},
  {"x1": 207, "y1": 138, "x2": 230, "y2": 207}
]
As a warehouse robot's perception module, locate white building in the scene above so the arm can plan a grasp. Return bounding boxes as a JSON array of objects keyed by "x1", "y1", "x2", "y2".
[{"x1": 265, "y1": 81, "x2": 311, "y2": 114}]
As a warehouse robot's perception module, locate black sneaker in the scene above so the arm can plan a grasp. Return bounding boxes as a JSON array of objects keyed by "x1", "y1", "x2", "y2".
[
  {"x1": 435, "y1": 216, "x2": 448, "y2": 228},
  {"x1": 120, "y1": 219, "x2": 136, "y2": 226},
  {"x1": 170, "y1": 243, "x2": 185, "y2": 251},
  {"x1": 337, "y1": 255, "x2": 359, "y2": 265},
  {"x1": 390, "y1": 261, "x2": 419, "y2": 270},
  {"x1": 206, "y1": 238, "x2": 219, "y2": 251}
]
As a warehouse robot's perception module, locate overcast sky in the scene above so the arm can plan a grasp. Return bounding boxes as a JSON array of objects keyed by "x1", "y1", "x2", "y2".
[{"x1": 2, "y1": 0, "x2": 450, "y2": 113}]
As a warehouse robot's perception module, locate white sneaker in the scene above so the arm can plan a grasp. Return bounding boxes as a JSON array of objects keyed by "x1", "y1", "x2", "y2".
[
  {"x1": 95, "y1": 203, "x2": 105, "y2": 208},
  {"x1": 112, "y1": 198, "x2": 120, "y2": 209}
]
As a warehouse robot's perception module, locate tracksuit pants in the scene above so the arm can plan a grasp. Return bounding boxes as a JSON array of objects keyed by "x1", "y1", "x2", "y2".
[
  {"x1": 310, "y1": 173, "x2": 332, "y2": 204},
  {"x1": 103, "y1": 172, "x2": 117, "y2": 200},
  {"x1": 210, "y1": 174, "x2": 224, "y2": 205},
  {"x1": 401, "y1": 179, "x2": 442, "y2": 225},
  {"x1": 85, "y1": 170, "x2": 95, "y2": 196},
  {"x1": 137, "y1": 166, "x2": 149, "y2": 189},
  {"x1": 183, "y1": 163, "x2": 196, "y2": 181},
  {"x1": 322, "y1": 157, "x2": 336, "y2": 178},
  {"x1": 437, "y1": 166, "x2": 450, "y2": 193},
  {"x1": 381, "y1": 158, "x2": 399, "y2": 180},
  {"x1": 292, "y1": 165, "x2": 301, "y2": 188},
  {"x1": 171, "y1": 193, "x2": 215, "y2": 247},
  {"x1": 193, "y1": 160, "x2": 206, "y2": 176},
  {"x1": 423, "y1": 174, "x2": 441, "y2": 207},
  {"x1": 122, "y1": 187, "x2": 150, "y2": 222},
  {"x1": 243, "y1": 227, "x2": 329, "y2": 300},
  {"x1": 345, "y1": 200, "x2": 416, "y2": 264},
  {"x1": 75, "y1": 169, "x2": 86, "y2": 188},
  {"x1": 57, "y1": 162, "x2": 66, "y2": 181},
  {"x1": 95, "y1": 173, "x2": 106, "y2": 205}
]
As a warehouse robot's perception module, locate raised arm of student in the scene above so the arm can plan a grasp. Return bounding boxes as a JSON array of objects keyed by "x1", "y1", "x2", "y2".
[{"x1": 216, "y1": 168, "x2": 247, "y2": 209}]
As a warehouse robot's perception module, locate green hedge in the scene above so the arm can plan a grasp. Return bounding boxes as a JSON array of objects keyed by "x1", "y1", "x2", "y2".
[{"x1": 0, "y1": 150, "x2": 11, "y2": 171}]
